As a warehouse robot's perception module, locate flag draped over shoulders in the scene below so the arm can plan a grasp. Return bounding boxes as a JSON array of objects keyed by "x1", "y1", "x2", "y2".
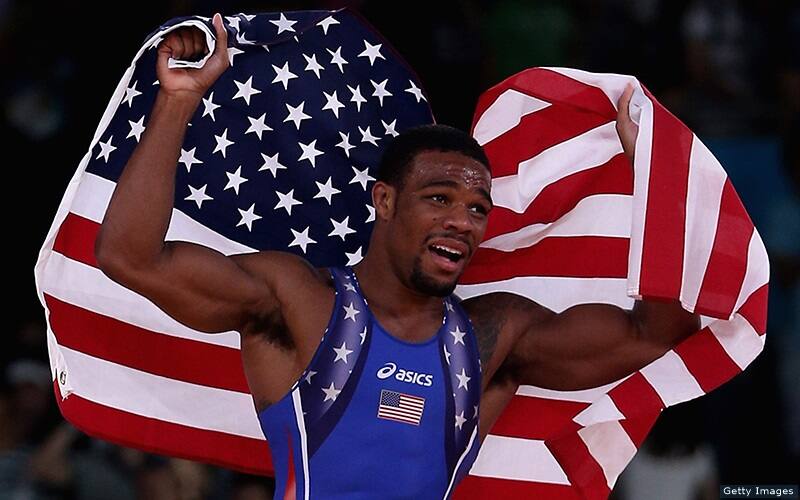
[
  {"x1": 33, "y1": 9, "x2": 768, "y2": 500},
  {"x1": 452, "y1": 67, "x2": 768, "y2": 499}
]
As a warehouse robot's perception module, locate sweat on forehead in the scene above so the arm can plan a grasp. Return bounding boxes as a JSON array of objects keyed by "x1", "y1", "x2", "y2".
[{"x1": 376, "y1": 124, "x2": 491, "y2": 189}]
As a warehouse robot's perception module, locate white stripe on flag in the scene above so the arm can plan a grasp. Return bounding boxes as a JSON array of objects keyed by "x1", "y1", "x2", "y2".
[
  {"x1": 456, "y1": 277, "x2": 634, "y2": 314},
  {"x1": 733, "y1": 231, "x2": 770, "y2": 317},
  {"x1": 578, "y1": 420, "x2": 637, "y2": 489},
  {"x1": 491, "y1": 122, "x2": 622, "y2": 213},
  {"x1": 515, "y1": 377, "x2": 627, "y2": 404},
  {"x1": 59, "y1": 346, "x2": 262, "y2": 438},
  {"x1": 40, "y1": 252, "x2": 240, "y2": 348},
  {"x1": 473, "y1": 89, "x2": 551, "y2": 145},
  {"x1": 573, "y1": 394, "x2": 625, "y2": 427},
  {"x1": 625, "y1": 92, "x2": 655, "y2": 299},
  {"x1": 709, "y1": 314, "x2": 765, "y2": 370},
  {"x1": 470, "y1": 435, "x2": 570, "y2": 485},
  {"x1": 480, "y1": 194, "x2": 632, "y2": 251},
  {"x1": 681, "y1": 138, "x2": 727, "y2": 311},
  {"x1": 640, "y1": 350, "x2": 704, "y2": 406}
]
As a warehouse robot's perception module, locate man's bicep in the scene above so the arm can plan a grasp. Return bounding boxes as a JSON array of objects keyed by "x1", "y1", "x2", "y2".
[
  {"x1": 510, "y1": 303, "x2": 680, "y2": 391},
  {"x1": 103, "y1": 242, "x2": 292, "y2": 335}
]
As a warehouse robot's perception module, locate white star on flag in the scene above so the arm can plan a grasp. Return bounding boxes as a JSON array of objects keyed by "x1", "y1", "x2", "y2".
[
  {"x1": 236, "y1": 203, "x2": 262, "y2": 231},
  {"x1": 288, "y1": 227, "x2": 316, "y2": 253},
  {"x1": 371, "y1": 78, "x2": 392, "y2": 105},
  {"x1": 185, "y1": 184, "x2": 213, "y2": 209},
  {"x1": 245, "y1": 113, "x2": 272, "y2": 139},
  {"x1": 317, "y1": 15, "x2": 339, "y2": 35},
  {"x1": 122, "y1": 81, "x2": 142, "y2": 107},
  {"x1": 274, "y1": 189, "x2": 302, "y2": 215},
  {"x1": 298, "y1": 139, "x2": 324, "y2": 167},
  {"x1": 284, "y1": 101, "x2": 311, "y2": 130},
  {"x1": 347, "y1": 84, "x2": 366, "y2": 111},
  {"x1": 270, "y1": 13, "x2": 297, "y2": 34},
  {"x1": 405, "y1": 80, "x2": 426, "y2": 102},
  {"x1": 303, "y1": 53, "x2": 324, "y2": 78},
  {"x1": 314, "y1": 177, "x2": 341, "y2": 204},
  {"x1": 336, "y1": 132, "x2": 355, "y2": 157},
  {"x1": 382, "y1": 119, "x2": 398, "y2": 137},
  {"x1": 227, "y1": 46, "x2": 245, "y2": 66},
  {"x1": 258, "y1": 152, "x2": 286, "y2": 177},
  {"x1": 271, "y1": 62, "x2": 298, "y2": 90},
  {"x1": 358, "y1": 40, "x2": 385, "y2": 66},
  {"x1": 359, "y1": 126, "x2": 379, "y2": 146},
  {"x1": 127, "y1": 116, "x2": 146, "y2": 142},
  {"x1": 327, "y1": 46, "x2": 348, "y2": 73},
  {"x1": 345, "y1": 247, "x2": 363, "y2": 266},
  {"x1": 330, "y1": 217, "x2": 356, "y2": 241},
  {"x1": 304, "y1": 370, "x2": 317, "y2": 384},
  {"x1": 213, "y1": 129, "x2": 234, "y2": 158},
  {"x1": 224, "y1": 166, "x2": 248, "y2": 194},
  {"x1": 178, "y1": 147, "x2": 202, "y2": 172},
  {"x1": 202, "y1": 92, "x2": 220, "y2": 120},
  {"x1": 232, "y1": 76, "x2": 261, "y2": 105},
  {"x1": 322, "y1": 90, "x2": 345, "y2": 118},
  {"x1": 96, "y1": 136, "x2": 116, "y2": 163},
  {"x1": 350, "y1": 166, "x2": 376, "y2": 190}
]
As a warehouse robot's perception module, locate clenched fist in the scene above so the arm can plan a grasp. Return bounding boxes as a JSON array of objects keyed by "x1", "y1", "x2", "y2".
[{"x1": 156, "y1": 13, "x2": 230, "y2": 101}]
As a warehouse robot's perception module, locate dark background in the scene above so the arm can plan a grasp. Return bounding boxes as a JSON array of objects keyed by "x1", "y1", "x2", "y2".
[{"x1": 2, "y1": 1, "x2": 797, "y2": 498}]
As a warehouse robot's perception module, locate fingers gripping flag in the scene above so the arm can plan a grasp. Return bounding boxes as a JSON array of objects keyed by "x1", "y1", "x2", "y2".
[
  {"x1": 33, "y1": 11, "x2": 768, "y2": 499},
  {"x1": 452, "y1": 68, "x2": 769, "y2": 499}
]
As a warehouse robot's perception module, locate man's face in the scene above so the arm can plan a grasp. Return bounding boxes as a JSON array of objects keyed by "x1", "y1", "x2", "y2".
[{"x1": 380, "y1": 150, "x2": 493, "y2": 297}]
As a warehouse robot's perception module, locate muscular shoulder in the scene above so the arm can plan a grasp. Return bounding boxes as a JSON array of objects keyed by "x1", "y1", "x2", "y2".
[
  {"x1": 461, "y1": 292, "x2": 552, "y2": 381},
  {"x1": 231, "y1": 251, "x2": 335, "y2": 350}
]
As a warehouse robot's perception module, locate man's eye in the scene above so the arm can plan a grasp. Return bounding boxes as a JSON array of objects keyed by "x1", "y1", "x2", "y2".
[
  {"x1": 470, "y1": 205, "x2": 488, "y2": 215},
  {"x1": 430, "y1": 194, "x2": 447, "y2": 203}
]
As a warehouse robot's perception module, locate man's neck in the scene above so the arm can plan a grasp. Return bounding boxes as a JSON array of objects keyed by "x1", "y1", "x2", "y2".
[{"x1": 352, "y1": 252, "x2": 444, "y2": 323}]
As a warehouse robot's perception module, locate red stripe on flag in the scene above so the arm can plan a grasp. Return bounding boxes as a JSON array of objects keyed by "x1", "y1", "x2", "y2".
[
  {"x1": 637, "y1": 90, "x2": 693, "y2": 300},
  {"x1": 482, "y1": 105, "x2": 612, "y2": 178},
  {"x1": 607, "y1": 372, "x2": 664, "y2": 420},
  {"x1": 53, "y1": 380, "x2": 272, "y2": 476},
  {"x1": 488, "y1": 395, "x2": 587, "y2": 440},
  {"x1": 454, "y1": 475, "x2": 581, "y2": 500},
  {"x1": 694, "y1": 180, "x2": 755, "y2": 318},
  {"x1": 484, "y1": 154, "x2": 633, "y2": 241},
  {"x1": 674, "y1": 327, "x2": 742, "y2": 393},
  {"x1": 619, "y1": 412, "x2": 660, "y2": 447},
  {"x1": 547, "y1": 433, "x2": 611, "y2": 500},
  {"x1": 53, "y1": 212, "x2": 100, "y2": 267},
  {"x1": 45, "y1": 293, "x2": 250, "y2": 393},
  {"x1": 737, "y1": 284, "x2": 769, "y2": 335},
  {"x1": 460, "y1": 236, "x2": 629, "y2": 284}
]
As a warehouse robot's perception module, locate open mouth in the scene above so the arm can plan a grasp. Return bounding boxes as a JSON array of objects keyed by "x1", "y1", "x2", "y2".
[{"x1": 429, "y1": 244, "x2": 465, "y2": 263}]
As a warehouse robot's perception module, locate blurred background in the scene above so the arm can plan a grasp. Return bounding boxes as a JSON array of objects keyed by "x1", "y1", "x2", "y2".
[{"x1": 2, "y1": 0, "x2": 797, "y2": 498}]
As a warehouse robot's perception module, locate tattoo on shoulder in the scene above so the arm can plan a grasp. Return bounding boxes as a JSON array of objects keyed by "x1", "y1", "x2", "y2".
[{"x1": 465, "y1": 294, "x2": 511, "y2": 367}]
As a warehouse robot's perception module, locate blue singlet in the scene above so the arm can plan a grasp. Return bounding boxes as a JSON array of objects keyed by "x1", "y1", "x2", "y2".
[{"x1": 257, "y1": 266, "x2": 482, "y2": 499}]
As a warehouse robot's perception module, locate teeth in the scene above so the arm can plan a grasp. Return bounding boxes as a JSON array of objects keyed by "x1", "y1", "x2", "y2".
[{"x1": 432, "y1": 244, "x2": 463, "y2": 257}]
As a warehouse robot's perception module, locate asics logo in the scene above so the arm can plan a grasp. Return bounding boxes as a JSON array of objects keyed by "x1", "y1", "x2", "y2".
[{"x1": 376, "y1": 362, "x2": 434, "y2": 387}]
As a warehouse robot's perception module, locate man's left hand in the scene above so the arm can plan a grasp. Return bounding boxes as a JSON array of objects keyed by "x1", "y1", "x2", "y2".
[{"x1": 616, "y1": 83, "x2": 639, "y2": 163}]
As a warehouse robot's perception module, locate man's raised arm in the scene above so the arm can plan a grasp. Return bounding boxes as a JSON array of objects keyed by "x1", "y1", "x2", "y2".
[{"x1": 94, "y1": 14, "x2": 313, "y2": 336}]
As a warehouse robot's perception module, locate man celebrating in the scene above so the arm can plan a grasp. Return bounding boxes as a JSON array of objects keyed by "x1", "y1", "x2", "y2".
[{"x1": 94, "y1": 14, "x2": 699, "y2": 499}]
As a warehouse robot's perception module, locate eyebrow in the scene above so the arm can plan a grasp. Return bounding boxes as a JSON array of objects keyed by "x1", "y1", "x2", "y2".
[{"x1": 420, "y1": 179, "x2": 493, "y2": 207}]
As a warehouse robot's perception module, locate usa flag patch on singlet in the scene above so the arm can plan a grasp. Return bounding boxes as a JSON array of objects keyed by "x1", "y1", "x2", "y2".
[{"x1": 377, "y1": 389, "x2": 425, "y2": 425}]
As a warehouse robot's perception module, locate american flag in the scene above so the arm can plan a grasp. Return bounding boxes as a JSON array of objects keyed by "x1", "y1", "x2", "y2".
[
  {"x1": 32, "y1": 9, "x2": 768, "y2": 500},
  {"x1": 451, "y1": 68, "x2": 769, "y2": 499},
  {"x1": 377, "y1": 389, "x2": 426, "y2": 426}
]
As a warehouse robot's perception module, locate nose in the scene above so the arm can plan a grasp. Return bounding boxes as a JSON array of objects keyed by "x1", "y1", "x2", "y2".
[{"x1": 441, "y1": 203, "x2": 473, "y2": 233}]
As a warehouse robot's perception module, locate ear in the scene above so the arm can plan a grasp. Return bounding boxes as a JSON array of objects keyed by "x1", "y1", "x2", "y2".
[{"x1": 372, "y1": 181, "x2": 397, "y2": 221}]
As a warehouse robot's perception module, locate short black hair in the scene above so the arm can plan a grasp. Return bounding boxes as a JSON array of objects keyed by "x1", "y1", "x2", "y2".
[{"x1": 375, "y1": 124, "x2": 491, "y2": 189}]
